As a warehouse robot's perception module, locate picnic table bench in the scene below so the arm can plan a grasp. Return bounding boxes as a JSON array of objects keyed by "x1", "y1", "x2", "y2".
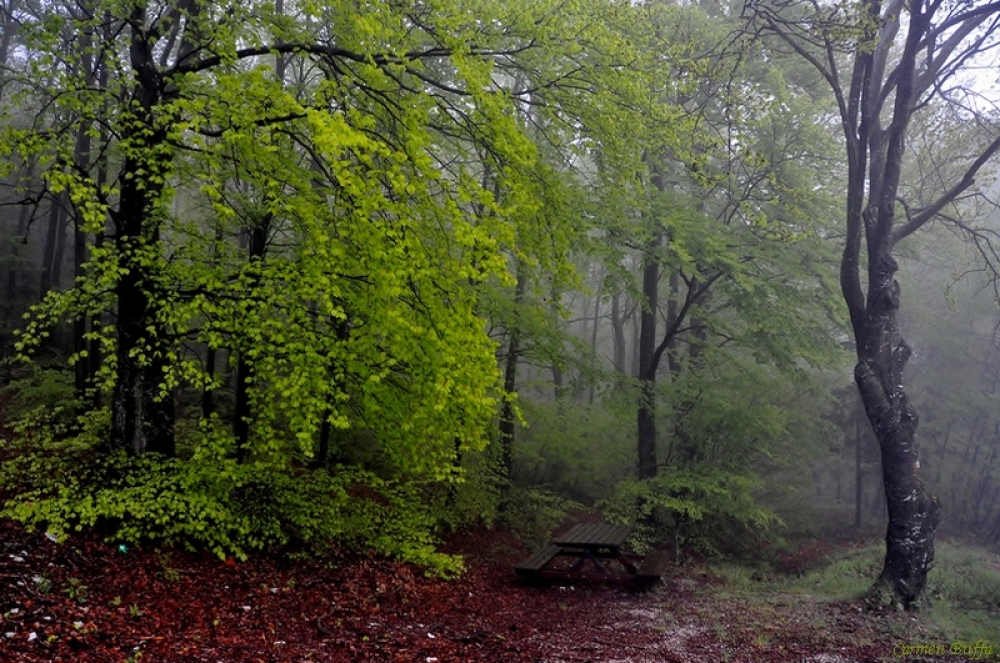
[{"x1": 515, "y1": 522, "x2": 669, "y2": 588}]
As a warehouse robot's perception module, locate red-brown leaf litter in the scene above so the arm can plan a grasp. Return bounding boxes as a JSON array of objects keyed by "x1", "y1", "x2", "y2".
[{"x1": 0, "y1": 520, "x2": 948, "y2": 662}]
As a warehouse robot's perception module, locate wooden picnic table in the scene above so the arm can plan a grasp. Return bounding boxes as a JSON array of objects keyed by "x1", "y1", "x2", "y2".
[{"x1": 515, "y1": 522, "x2": 669, "y2": 587}]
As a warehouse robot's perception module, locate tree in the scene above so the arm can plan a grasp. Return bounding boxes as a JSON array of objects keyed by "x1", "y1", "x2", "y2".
[
  {"x1": 749, "y1": 0, "x2": 1000, "y2": 608},
  {"x1": 0, "y1": 0, "x2": 667, "y2": 563},
  {"x1": 602, "y1": 2, "x2": 843, "y2": 481}
]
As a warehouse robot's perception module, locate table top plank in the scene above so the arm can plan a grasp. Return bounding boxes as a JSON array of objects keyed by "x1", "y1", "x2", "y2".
[{"x1": 552, "y1": 522, "x2": 632, "y2": 548}]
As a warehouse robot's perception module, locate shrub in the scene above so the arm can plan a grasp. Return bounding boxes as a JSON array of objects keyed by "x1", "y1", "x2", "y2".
[
  {"x1": 0, "y1": 414, "x2": 463, "y2": 576},
  {"x1": 599, "y1": 468, "x2": 781, "y2": 558}
]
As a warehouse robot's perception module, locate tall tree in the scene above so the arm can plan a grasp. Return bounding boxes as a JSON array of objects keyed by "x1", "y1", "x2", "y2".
[{"x1": 750, "y1": 0, "x2": 1000, "y2": 608}]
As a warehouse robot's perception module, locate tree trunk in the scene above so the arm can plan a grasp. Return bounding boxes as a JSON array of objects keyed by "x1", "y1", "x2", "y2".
[
  {"x1": 72, "y1": 23, "x2": 96, "y2": 396},
  {"x1": 610, "y1": 290, "x2": 627, "y2": 374},
  {"x1": 0, "y1": 1, "x2": 15, "y2": 104},
  {"x1": 499, "y1": 263, "x2": 527, "y2": 481},
  {"x1": 587, "y1": 270, "x2": 602, "y2": 405},
  {"x1": 6, "y1": 197, "x2": 31, "y2": 307},
  {"x1": 636, "y1": 234, "x2": 660, "y2": 480},
  {"x1": 751, "y1": 0, "x2": 1000, "y2": 612},
  {"x1": 109, "y1": 8, "x2": 172, "y2": 455},
  {"x1": 38, "y1": 196, "x2": 66, "y2": 299},
  {"x1": 854, "y1": 258, "x2": 939, "y2": 609},
  {"x1": 234, "y1": 220, "x2": 269, "y2": 461},
  {"x1": 854, "y1": 401, "x2": 864, "y2": 529},
  {"x1": 202, "y1": 346, "x2": 216, "y2": 419}
]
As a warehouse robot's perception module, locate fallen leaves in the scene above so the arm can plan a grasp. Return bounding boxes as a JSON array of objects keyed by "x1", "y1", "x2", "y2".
[{"x1": 0, "y1": 520, "x2": 946, "y2": 662}]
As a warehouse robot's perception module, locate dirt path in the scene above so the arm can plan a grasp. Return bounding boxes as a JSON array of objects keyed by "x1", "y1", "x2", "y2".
[{"x1": 0, "y1": 521, "x2": 972, "y2": 662}]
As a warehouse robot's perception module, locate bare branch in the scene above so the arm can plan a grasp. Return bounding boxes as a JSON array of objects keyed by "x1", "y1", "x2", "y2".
[{"x1": 892, "y1": 133, "x2": 1000, "y2": 245}]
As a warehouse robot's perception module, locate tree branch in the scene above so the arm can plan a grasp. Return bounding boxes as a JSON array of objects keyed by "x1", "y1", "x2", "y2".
[{"x1": 892, "y1": 133, "x2": 1000, "y2": 245}]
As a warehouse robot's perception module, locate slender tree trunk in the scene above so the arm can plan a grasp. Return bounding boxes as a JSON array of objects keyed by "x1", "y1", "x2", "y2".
[
  {"x1": 6, "y1": 198, "x2": 31, "y2": 306},
  {"x1": 202, "y1": 347, "x2": 217, "y2": 418},
  {"x1": 631, "y1": 308, "x2": 641, "y2": 378},
  {"x1": 587, "y1": 269, "x2": 602, "y2": 405},
  {"x1": 234, "y1": 220, "x2": 269, "y2": 461},
  {"x1": 855, "y1": 401, "x2": 864, "y2": 529},
  {"x1": 0, "y1": 0, "x2": 15, "y2": 105},
  {"x1": 499, "y1": 263, "x2": 527, "y2": 481},
  {"x1": 636, "y1": 234, "x2": 660, "y2": 480},
  {"x1": 50, "y1": 203, "x2": 68, "y2": 292},
  {"x1": 38, "y1": 196, "x2": 66, "y2": 299},
  {"x1": 934, "y1": 423, "x2": 951, "y2": 485},
  {"x1": 72, "y1": 23, "x2": 96, "y2": 396},
  {"x1": 610, "y1": 290, "x2": 627, "y2": 374}
]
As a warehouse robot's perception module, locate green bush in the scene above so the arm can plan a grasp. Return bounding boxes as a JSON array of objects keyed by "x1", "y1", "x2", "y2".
[
  {"x1": 0, "y1": 415, "x2": 463, "y2": 576},
  {"x1": 500, "y1": 486, "x2": 583, "y2": 548},
  {"x1": 513, "y1": 400, "x2": 633, "y2": 504},
  {"x1": 599, "y1": 468, "x2": 780, "y2": 558},
  {"x1": 0, "y1": 361, "x2": 79, "y2": 431}
]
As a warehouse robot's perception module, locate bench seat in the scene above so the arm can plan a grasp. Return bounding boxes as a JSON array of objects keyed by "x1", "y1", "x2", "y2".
[
  {"x1": 515, "y1": 545, "x2": 562, "y2": 576},
  {"x1": 634, "y1": 551, "x2": 670, "y2": 588}
]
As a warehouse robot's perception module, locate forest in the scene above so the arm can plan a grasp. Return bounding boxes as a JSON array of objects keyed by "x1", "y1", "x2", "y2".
[{"x1": 1, "y1": 0, "x2": 1000, "y2": 660}]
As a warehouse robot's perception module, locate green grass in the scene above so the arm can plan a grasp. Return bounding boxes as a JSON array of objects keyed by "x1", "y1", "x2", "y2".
[
  {"x1": 796, "y1": 539, "x2": 1000, "y2": 653},
  {"x1": 798, "y1": 543, "x2": 882, "y2": 598},
  {"x1": 924, "y1": 540, "x2": 1000, "y2": 644},
  {"x1": 707, "y1": 538, "x2": 999, "y2": 659}
]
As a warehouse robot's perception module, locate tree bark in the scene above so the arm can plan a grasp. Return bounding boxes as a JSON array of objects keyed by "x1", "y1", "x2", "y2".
[
  {"x1": 234, "y1": 219, "x2": 270, "y2": 461},
  {"x1": 109, "y1": 8, "x2": 173, "y2": 455},
  {"x1": 636, "y1": 234, "x2": 660, "y2": 480},
  {"x1": 499, "y1": 262, "x2": 527, "y2": 481},
  {"x1": 610, "y1": 290, "x2": 627, "y2": 374},
  {"x1": 853, "y1": 256, "x2": 939, "y2": 609}
]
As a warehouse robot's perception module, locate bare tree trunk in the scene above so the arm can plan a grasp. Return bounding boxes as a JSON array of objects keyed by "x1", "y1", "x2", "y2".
[
  {"x1": 855, "y1": 401, "x2": 864, "y2": 529},
  {"x1": 854, "y1": 256, "x2": 939, "y2": 608},
  {"x1": 6, "y1": 197, "x2": 31, "y2": 306},
  {"x1": 0, "y1": 0, "x2": 16, "y2": 104},
  {"x1": 39, "y1": 196, "x2": 67, "y2": 299},
  {"x1": 587, "y1": 269, "x2": 602, "y2": 405},
  {"x1": 610, "y1": 290, "x2": 627, "y2": 374},
  {"x1": 636, "y1": 235, "x2": 660, "y2": 480},
  {"x1": 72, "y1": 21, "x2": 97, "y2": 396}
]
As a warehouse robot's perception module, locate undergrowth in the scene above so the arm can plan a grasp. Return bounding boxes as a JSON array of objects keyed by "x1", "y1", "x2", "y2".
[
  {"x1": 743, "y1": 539, "x2": 1000, "y2": 653},
  {"x1": 0, "y1": 398, "x2": 465, "y2": 576}
]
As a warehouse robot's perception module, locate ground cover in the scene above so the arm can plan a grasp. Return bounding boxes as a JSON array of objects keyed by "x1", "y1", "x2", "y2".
[{"x1": 0, "y1": 519, "x2": 996, "y2": 662}]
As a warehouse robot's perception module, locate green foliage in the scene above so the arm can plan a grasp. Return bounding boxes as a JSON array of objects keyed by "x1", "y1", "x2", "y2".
[
  {"x1": 0, "y1": 0, "x2": 658, "y2": 567},
  {"x1": 0, "y1": 422, "x2": 462, "y2": 575},
  {"x1": 600, "y1": 469, "x2": 780, "y2": 558},
  {"x1": 0, "y1": 361, "x2": 78, "y2": 430},
  {"x1": 63, "y1": 578, "x2": 88, "y2": 604},
  {"x1": 499, "y1": 486, "x2": 583, "y2": 549},
  {"x1": 514, "y1": 401, "x2": 633, "y2": 504}
]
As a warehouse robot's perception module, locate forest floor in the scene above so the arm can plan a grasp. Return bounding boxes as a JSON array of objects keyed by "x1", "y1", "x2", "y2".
[{"x1": 0, "y1": 518, "x2": 994, "y2": 663}]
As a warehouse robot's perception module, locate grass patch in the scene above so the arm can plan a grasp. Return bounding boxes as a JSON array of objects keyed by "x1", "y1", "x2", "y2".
[
  {"x1": 799, "y1": 543, "x2": 882, "y2": 599},
  {"x1": 792, "y1": 538, "x2": 1000, "y2": 655},
  {"x1": 924, "y1": 540, "x2": 1000, "y2": 645},
  {"x1": 707, "y1": 538, "x2": 999, "y2": 658}
]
